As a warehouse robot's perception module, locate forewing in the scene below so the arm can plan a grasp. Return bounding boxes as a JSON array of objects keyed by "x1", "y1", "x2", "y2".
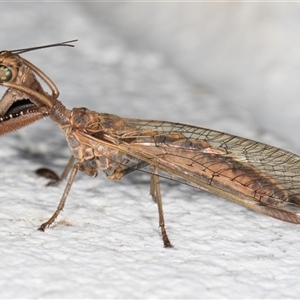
[{"x1": 81, "y1": 116, "x2": 300, "y2": 222}]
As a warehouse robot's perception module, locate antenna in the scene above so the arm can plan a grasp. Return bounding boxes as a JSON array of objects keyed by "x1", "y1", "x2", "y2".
[{"x1": 7, "y1": 39, "x2": 78, "y2": 54}]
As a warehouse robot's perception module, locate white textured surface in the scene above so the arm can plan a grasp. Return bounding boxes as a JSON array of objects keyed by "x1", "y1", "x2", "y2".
[{"x1": 1, "y1": 3, "x2": 300, "y2": 299}]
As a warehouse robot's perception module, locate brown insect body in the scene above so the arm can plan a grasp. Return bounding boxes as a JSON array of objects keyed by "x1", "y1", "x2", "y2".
[
  {"x1": 65, "y1": 108, "x2": 300, "y2": 224},
  {"x1": 0, "y1": 40, "x2": 300, "y2": 247}
]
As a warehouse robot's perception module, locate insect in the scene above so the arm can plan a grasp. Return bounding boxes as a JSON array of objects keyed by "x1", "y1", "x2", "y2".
[{"x1": 0, "y1": 41, "x2": 300, "y2": 248}]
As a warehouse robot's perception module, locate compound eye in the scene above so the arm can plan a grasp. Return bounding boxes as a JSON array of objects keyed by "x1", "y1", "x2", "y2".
[{"x1": 0, "y1": 65, "x2": 12, "y2": 82}]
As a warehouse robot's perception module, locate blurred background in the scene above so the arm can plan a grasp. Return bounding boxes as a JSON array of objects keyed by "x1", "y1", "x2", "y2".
[
  {"x1": 96, "y1": 2, "x2": 300, "y2": 146},
  {"x1": 2, "y1": 2, "x2": 300, "y2": 149}
]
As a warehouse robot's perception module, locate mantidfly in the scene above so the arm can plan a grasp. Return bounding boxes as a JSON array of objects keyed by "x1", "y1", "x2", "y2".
[{"x1": 1, "y1": 40, "x2": 300, "y2": 248}]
